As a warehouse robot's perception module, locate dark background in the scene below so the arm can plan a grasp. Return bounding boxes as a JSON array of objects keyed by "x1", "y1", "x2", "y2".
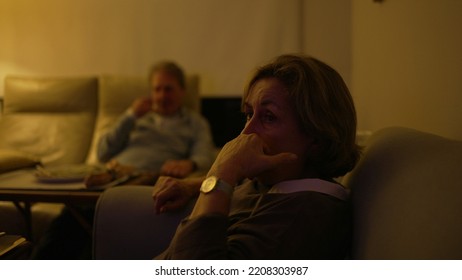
[{"x1": 201, "y1": 97, "x2": 245, "y2": 147}]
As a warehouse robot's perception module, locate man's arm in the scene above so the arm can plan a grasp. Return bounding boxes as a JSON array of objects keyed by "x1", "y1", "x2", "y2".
[
  {"x1": 97, "y1": 112, "x2": 136, "y2": 162},
  {"x1": 97, "y1": 97, "x2": 152, "y2": 163}
]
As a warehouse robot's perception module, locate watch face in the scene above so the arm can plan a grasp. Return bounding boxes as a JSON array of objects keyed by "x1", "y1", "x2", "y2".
[{"x1": 201, "y1": 176, "x2": 218, "y2": 193}]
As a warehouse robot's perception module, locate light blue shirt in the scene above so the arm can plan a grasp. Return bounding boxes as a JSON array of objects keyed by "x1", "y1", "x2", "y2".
[{"x1": 97, "y1": 107, "x2": 215, "y2": 172}]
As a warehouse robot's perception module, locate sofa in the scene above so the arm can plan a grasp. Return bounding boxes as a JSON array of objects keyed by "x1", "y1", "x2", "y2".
[
  {"x1": 0, "y1": 74, "x2": 200, "y2": 243},
  {"x1": 93, "y1": 126, "x2": 462, "y2": 259}
]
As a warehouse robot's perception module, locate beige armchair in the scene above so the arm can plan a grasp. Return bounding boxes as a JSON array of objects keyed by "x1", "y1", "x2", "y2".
[{"x1": 344, "y1": 127, "x2": 462, "y2": 259}]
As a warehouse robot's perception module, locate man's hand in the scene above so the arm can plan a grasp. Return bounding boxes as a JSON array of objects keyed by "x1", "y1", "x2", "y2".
[
  {"x1": 131, "y1": 96, "x2": 153, "y2": 118},
  {"x1": 160, "y1": 159, "x2": 196, "y2": 178},
  {"x1": 152, "y1": 176, "x2": 203, "y2": 214}
]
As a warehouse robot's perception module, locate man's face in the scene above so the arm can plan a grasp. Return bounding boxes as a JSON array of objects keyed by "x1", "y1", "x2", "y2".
[{"x1": 150, "y1": 71, "x2": 185, "y2": 116}]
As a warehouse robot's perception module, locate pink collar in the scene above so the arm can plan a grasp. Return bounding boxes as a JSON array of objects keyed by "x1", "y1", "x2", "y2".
[{"x1": 269, "y1": 178, "x2": 349, "y2": 201}]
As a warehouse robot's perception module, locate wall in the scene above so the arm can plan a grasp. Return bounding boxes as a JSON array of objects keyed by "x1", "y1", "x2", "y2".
[
  {"x1": 302, "y1": 0, "x2": 352, "y2": 87},
  {"x1": 352, "y1": 0, "x2": 462, "y2": 140},
  {"x1": 0, "y1": 0, "x2": 304, "y2": 97},
  {"x1": 0, "y1": 0, "x2": 352, "y2": 96}
]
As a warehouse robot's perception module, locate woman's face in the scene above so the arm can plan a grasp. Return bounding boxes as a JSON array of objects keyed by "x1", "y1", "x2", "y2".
[{"x1": 242, "y1": 77, "x2": 317, "y2": 184}]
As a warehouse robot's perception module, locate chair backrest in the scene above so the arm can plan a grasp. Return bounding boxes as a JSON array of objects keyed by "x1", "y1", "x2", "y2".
[
  {"x1": 85, "y1": 74, "x2": 200, "y2": 164},
  {"x1": 0, "y1": 76, "x2": 98, "y2": 165},
  {"x1": 344, "y1": 127, "x2": 462, "y2": 259}
]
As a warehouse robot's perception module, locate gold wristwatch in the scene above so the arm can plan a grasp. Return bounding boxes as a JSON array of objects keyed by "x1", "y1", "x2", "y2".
[{"x1": 200, "y1": 176, "x2": 233, "y2": 196}]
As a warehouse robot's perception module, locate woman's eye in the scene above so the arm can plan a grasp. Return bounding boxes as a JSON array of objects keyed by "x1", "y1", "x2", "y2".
[
  {"x1": 262, "y1": 113, "x2": 276, "y2": 123},
  {"x1": 243, "y1": 110, "x2": 276, "y2": 123}
]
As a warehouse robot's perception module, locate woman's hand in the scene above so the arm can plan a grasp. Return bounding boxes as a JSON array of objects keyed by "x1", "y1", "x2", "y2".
[
  {"x1": 208, "y1": 133, "x2": 297, "y2": 186},
  {"x1": 152, "y1": 176, "x2": 203, "y2": 214}
]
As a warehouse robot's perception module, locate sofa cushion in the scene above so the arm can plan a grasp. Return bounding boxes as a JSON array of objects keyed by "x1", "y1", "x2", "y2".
[
  {"x1": 0, "y1": 76, "x2": 98, "y2": 165},
  {"x1": 0, "y1": 149, "x2": 40, "y2": 174},
  {"x1": 344, "y1": 127, "x2": 462, "y2": 259}
]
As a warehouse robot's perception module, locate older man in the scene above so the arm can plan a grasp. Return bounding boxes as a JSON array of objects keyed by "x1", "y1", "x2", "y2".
[{"x1": 33, "y1": 61, "x2": 215, "y2": 259}]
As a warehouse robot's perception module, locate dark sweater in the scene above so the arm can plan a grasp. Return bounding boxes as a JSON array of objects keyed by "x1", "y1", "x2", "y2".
[{"x1": 157, "y1": 179, "x2": 351, "y2": 259}]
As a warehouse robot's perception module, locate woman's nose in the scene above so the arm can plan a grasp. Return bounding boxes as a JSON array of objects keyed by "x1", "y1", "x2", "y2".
[{"x1": 241, "y1": 117, "x2": 258, "y2": 135}]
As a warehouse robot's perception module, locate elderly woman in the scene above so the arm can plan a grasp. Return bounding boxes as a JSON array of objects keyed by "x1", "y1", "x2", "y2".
[{"x1": 153, "y1": 54, "x2": 360, "y2": 259}]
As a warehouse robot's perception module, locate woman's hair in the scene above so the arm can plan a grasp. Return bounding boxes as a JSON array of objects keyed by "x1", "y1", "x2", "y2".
[
  {"x1": 243, "y1": 54, "x2": 361, "y2": 178},
  {"x1": 149, "y1": 60, "x2": 186, "y2": 89}
]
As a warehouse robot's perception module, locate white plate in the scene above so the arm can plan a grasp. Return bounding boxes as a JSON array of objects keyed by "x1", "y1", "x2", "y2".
[{"x1": 35, "y1": 164, "x2": 105, "y2": 184}]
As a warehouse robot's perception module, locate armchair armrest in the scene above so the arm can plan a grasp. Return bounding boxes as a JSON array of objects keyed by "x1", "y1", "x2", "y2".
[{"x1": 93, "y1": 186, "x2": 194, "y2": 259}]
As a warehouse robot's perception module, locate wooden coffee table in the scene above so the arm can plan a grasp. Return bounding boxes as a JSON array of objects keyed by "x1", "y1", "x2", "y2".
[{"x1": 0, "y1": 169, "x2": 104, "y2": 239}]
